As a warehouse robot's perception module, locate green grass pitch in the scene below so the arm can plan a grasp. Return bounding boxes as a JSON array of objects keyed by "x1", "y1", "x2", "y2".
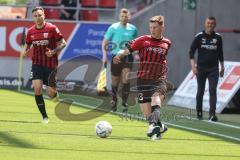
[{"x1": 0, "y1": 89, "x2": 239, "y2": 160}]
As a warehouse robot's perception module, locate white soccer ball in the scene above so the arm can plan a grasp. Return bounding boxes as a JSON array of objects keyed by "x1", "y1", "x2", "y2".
[{"x1": 95, "y1": 121, "x2": 112, "y2": 138}]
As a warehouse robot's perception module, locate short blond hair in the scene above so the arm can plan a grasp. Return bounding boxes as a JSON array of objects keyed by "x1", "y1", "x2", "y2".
[{"x1": 149, "y1": 15, "x2": 164, "y2": 25}]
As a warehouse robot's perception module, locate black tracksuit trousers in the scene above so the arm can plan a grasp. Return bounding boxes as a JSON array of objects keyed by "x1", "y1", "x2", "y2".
[{"x1": 196, "y1": 67, "x2": 219, "y2": 115}]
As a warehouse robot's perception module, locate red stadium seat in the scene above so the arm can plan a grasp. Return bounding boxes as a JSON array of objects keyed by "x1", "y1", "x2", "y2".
[
  {"x1": 99, "y1": 0, "x2": 115, "y2": 8},
  {"x1": 44, "y1": 8, "x2": 60, "y2": 19},
  {"x1": 41, "y1": 0, "x2": 59, "y2": 5},
  {"x1": 81, "y1": 10, "x2": 98, "y2": 21},
  {"x1": 81, "y1": 0, "x2": 97, "y2": 7}
]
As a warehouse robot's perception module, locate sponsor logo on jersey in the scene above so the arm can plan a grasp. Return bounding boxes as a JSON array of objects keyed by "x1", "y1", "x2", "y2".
[
  {"x1": 146, "y1": 46, "x2": 167, "y2": 55},
  {"x1": 201, "y1": 44, "x2": 217, "y2": 50},
  {"x1": 32, "y1": 39, "x2": 49, "y2": 46}
]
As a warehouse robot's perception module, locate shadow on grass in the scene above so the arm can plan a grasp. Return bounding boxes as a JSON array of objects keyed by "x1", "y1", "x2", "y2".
[
  {"x1": 5, "y1": 130, "x2": 226, "y2": 143},
  {"x1": 0, "y1": 132, "x2": 37, "y2": 148},
  {"x1": 0, "y1": 119, "x2": 40, "y2": 124},
  {"x1": 0, "y1": 143, "x2": 239, "y2": 158},
  {"x1": 5, "y1": 130, "x2": 148, "y2": 141}
]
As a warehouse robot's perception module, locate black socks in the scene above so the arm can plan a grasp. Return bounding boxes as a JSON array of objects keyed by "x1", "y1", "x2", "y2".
[
  {"x1": 111, "y1": 85, "x2": 118, "y2": 102},
  {"x1": 122, "y1": 83, "x2": 130, "y2": 105},
  {"x1": 35, "y1": 95, "x2": 48, "y2": 119}
]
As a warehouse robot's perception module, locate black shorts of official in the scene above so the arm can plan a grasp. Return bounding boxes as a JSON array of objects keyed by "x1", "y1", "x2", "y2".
[
  {"x1": 111, "y1": 54, "x2": 133, "y2": 76},
  {"x1": 137, "y1": 79, "x2": 167, "y2": 103},
  {"x1": 30, "y1": 64, "x2": 57, "y2": 87}
]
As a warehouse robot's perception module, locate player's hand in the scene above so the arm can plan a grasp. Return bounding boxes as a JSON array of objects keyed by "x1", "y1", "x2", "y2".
[
  {"x1": 45, "y1": 48, "x2": 55, "y2": 57},
  {"x1": 22, "y1": 49, "x2": 29, "y2": 57},
  {"x1": 113, "y1": 55, "x2": 121, "y2": 64},
  {"x1": 192, "y1": 66, "x2": 198, "y2": 75},
  {"x1": 102, "y1": 56, "x2": 107, "y2": 65},
  {"x1": 220, "y1": 67, "x2": 225, "y2": 77},
  {"x1": 134, "y1": 54, "x2": 140, "y2": 61}
]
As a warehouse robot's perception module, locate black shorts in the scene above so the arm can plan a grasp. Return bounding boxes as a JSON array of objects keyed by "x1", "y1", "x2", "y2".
[
  {"x1": 111, "y1": 54, "x2": 133, "y2": 76},
  {"x1": 137, "y1": 79, "x2": 167, "y2": 103},
  {"x1": 30, "y1": 64, "x2": 57, "y2": 87}
]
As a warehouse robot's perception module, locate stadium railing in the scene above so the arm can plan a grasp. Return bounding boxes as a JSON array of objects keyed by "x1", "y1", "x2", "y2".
[{"x1": 0, "y1": 0, "x2": 156, "y2": 21}]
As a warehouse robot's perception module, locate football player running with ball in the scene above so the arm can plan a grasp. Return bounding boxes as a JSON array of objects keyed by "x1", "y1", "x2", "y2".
[{"x1": 113, "y1": 15, "x2": 170, "y2": 140}]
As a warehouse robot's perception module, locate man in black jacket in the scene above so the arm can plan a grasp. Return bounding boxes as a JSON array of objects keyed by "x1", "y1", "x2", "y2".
[
  {"x1": 60, "y1": 0, "x2": 77, "y2": 20},
  {"x1": 189, "y1": 17, "x2": 224, "y2": 121}
]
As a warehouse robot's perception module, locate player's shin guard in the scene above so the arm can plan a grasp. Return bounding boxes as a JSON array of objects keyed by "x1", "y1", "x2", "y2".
[
  {"x1": 122, "y1": 83, "x2": 130, "y2": 105},
  {"x1": 148, "y1": 105, "x2": 161, "y2": 126},
  {"x1": 35, "y1": 95, "x2": 48, "y2": 118}
]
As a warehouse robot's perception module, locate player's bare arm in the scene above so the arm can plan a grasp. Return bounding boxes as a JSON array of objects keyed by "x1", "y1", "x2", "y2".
[
  {"x1": 113, "y1": 49, "x2": 130, "y2": 64},
  {"x1": 46, "y1": 38, "x2": 66, "y2": 57},
  {"x1": 101, "y1": 38, "x2": 108, "y2": 64}
]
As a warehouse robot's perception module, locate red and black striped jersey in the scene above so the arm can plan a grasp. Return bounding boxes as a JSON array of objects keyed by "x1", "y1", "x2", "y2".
[
  {"x1": 128, "y1": 35, "x2": 171, "y2": 80},
  {"x1": 25, "y1": 22, "x2": 63, "y2": 68}
]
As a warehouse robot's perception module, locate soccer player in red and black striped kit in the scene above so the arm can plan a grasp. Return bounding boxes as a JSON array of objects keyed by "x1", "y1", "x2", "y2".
[
  {"x1": 22, "y1": 7, "x2": 66, "y2": 123},
  {"x1": 113, "y1": 15, "x2": 170, "y2": 140}
]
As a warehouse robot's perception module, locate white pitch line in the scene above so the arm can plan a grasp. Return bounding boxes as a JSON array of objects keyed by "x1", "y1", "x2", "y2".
[
  {"x1": 165, "y1": 122, "x2": 240, "y2": 142},
  {"x1": 72, "y1": 101, "x2": 240, "y2": 142},
  {"x1": 177, "y1": 115, "x2": 240, "y2": 129},
  {"x1": 114, "y1": 113, "x2": 240, "y2": 142},
  {"x1": 203, "y1": 120, "x2": 240, "y2": 129},
  {"x1": 19, "y1": 90, "x2": 240, "y2": 142}
]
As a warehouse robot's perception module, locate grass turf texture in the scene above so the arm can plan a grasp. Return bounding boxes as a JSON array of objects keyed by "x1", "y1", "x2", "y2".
[{"x1": 0, "y1": 89, "x2": 239, "y2": 160}]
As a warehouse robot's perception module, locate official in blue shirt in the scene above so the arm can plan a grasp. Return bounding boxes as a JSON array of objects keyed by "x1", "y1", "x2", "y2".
[{"x1": 102, "y1": 8, "x2": 138, "y2": 112}]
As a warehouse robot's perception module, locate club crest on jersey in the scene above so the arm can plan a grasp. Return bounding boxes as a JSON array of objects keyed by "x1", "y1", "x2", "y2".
[
  {"x1": 43, "y1": 33, "x2": 48, "y2": 38},
  {"x1": 210, "y1": 38, "x2": 217, "y2": 44}
]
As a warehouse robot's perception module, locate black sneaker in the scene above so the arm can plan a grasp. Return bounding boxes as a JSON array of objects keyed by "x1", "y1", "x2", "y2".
[
  {"x1": 122, "y1": 103, "x2": 128, "y2": 113},
  {"x1": 197, "y1": 111, "x2": 203, "y2": 120},
  {"x1": 147, "y1": 124, "x2": 160, "y2": 139},
  {"x1": 209, "y1": 115, "x2": 218, "y2": 122},
  {"x1": 151, "y1": 123, "x2": 168, "y2": 140},
  {"x1": 110, "y1": 100, "x2": 117, "y2": 112}
]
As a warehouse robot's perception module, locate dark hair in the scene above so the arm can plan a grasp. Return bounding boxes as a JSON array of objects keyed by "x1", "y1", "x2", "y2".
[
  {"x1": 32, "y1": 6, "x2": 44, "y2": 13},
  {"x1": 120, "y1": 8, "x2": 129, "y2": 14},
  {"x1": 207, "y1": 16, "x2": 216, "y2": 21}
]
